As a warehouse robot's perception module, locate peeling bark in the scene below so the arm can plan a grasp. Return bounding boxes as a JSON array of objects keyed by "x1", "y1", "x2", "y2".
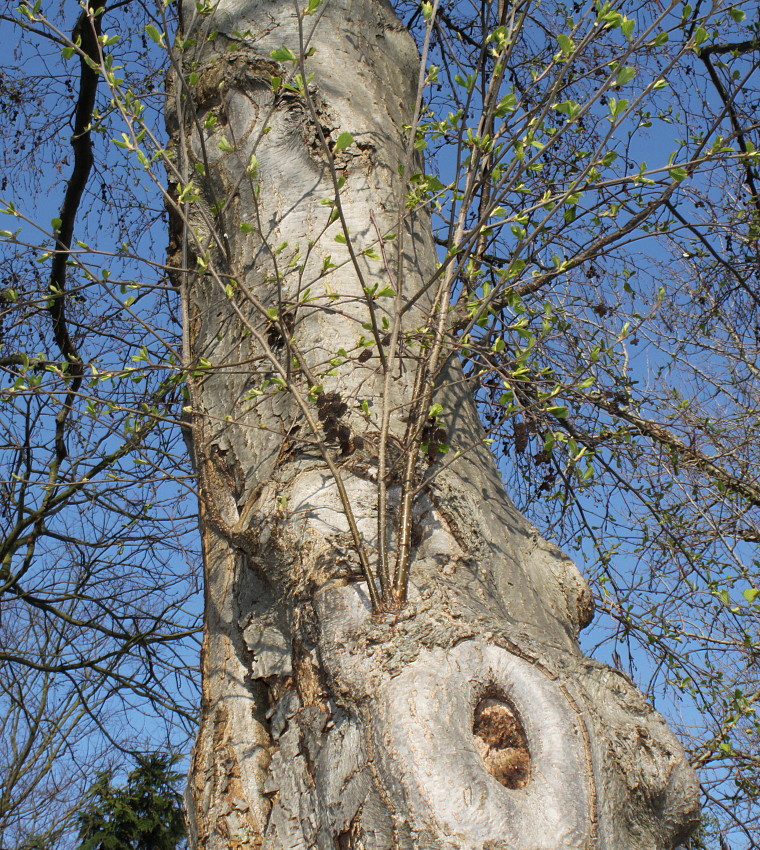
[{"x1": 167, "y1": 1, "x2": 700, "y2": 847}]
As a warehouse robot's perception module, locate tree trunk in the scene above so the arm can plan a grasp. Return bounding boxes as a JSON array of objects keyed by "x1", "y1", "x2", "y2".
[{"x1": 167, "y1": 1, "x2": 700, "y2": 847}]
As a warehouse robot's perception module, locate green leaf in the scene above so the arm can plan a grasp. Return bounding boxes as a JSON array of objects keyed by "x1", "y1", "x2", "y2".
[
  {"x1": 614, "y1": 66, "x2": 636, "y2": 87},
  {"x1": 306, "y1": 0, "x2": 323, "y2": 13},
  {"x1": 693, "y1": 26, "x2": 709, "y2": 49},
  {"x1": 217, "y1": 137, "x2": 234, "y2": 152},
  {"x1": 61, "y1": 45, "x2": 75, "y2": 59},
  {"x1": 621, "y1": 17, "x2": 635, "y2": 40},
  {"x1": 553, "y1": 99, "x2": 582, "y2": 120},
  {"x1": 729, "y1": 7, "x2": 746, "y2": 21},
  {"x1": 557, "y1": 33, "x2": 574, "y2": 56},
  {"x1": 423, "y1": 173, "x2": 445, "y2": 191},
  {"x1": 334, "y1": 131, "x2": 354, "y2": 152},
  {"x1": 454, "y1": 72, "x2": 476, "y2": 91},
  {"x1": 607, "y1": 97, "x2": 628, "y2": 122},
  {"x1": 742, "y1": 588, "x2": 758, "y2": 603},
  {"x1": 494, "y1": 92, "x2": 517, "y2": 116},
  {"x1": 145, "y1": 24, "x2": 163, "y2": 44},
  {"x1": 270, "y1": 45, "x2": 296, "y2": 63},
  {"x1": 668, "y1": 166, "x2": 688, "y2": 182},
  {"x1": 334, "y1": 232, "x2": 347, "y2": 244}
]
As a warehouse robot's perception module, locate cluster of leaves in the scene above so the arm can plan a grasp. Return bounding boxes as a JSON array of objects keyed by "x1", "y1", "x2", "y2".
[{"x1": 394, "y1": 0, "x2": 759, "y2": 844}]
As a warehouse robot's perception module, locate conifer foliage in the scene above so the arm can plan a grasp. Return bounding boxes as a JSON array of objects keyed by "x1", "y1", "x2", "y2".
[{"x1": 76, "y1": 754, "x2": 185, "y2": 850}]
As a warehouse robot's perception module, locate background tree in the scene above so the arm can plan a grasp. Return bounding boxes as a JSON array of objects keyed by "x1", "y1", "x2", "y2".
[
  {"x1": 76, "y1": 753, "x2": 186, "y2": 850},
  {"x1": 0, "y1": 0, "x2": 757, "y2": 847}
]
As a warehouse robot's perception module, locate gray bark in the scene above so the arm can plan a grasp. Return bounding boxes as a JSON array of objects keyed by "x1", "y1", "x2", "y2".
[{"x1": 167, "y1": 1, "x2": 700, "y2": 847}]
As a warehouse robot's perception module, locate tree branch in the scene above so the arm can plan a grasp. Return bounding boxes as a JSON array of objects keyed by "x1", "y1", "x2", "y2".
[
  {"x1": 583, "y1": 391, "x2": 760, "y2": 506},
  {"x1": 48, "y1": 0, "x2": 104, "y2": 467},
  {"x1": 700, "y1": 37, "x2": 760, "y2": 56},
  {"x1": 700, "y1": 51, "x2": 760, "y2": 217}
]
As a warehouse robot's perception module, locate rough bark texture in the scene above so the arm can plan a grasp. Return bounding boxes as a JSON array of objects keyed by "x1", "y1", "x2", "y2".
[{"x1": 167, "y1": 1, "x2": 701, "y2": 847}]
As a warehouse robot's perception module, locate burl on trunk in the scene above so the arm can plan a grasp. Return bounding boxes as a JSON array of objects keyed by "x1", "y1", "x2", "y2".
[{"x1": 166, "y1": 1, "x2": 700, "y2": 847}]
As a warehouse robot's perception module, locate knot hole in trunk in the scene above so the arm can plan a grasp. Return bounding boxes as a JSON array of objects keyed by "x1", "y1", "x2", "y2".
[{"x1": 473, "y1": 692, "x2": 530, "y2": 789}]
